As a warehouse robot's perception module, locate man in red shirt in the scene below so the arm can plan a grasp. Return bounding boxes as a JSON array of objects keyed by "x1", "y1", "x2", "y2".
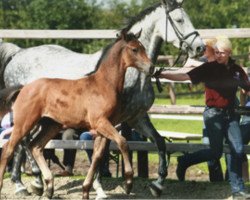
[{"x1": 155, "y1": 37, "x2": 250, "y2": 199}]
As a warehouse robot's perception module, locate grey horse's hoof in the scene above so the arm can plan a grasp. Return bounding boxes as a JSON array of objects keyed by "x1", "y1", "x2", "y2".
[
  {"x1": 93, "y1": 179, "x2": 108, "y2": 199},
  {"x1": 45, "y1": 187, "x2": 54, "y2": 199},
  {"x1": 31, "y1": 184, "x2": 43, "y2": 196},
  {"x1": 15, "y1": 188, "x2": 30, "y2": 196},
  {"x1": 149, "y1": 181, "x2": 163, "y2": 197},
  {"x1": 122, "y1": 181, "x2": 132, "y2": 195}
]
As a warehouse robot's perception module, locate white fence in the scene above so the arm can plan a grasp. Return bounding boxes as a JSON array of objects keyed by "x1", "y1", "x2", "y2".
[{"x1": 0, "y1": 28, "x2": 249, "y2": 39}]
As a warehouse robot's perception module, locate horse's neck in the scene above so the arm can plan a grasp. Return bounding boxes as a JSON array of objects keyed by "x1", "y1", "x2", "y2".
[
  {"x1": 96, "y1": 55, "x2": 126, "y2": 93},
  {"x1": 129, "y1": 5, "x2": 164, "y2": 63},
  {"x1": 121, "y1": 5, "x2": 164, "y2": 91}
]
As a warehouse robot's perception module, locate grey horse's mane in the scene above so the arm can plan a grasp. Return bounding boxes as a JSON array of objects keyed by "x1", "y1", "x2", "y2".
[
  {"x1": 123, "y1": 3, "x2": 161, "y2": 32},
  {"x1": 87, "y1": 3, "x2": 163, "y2": 76},
  {"x1": 0, "y1": 43, "x2": 21, "y2": 89}
]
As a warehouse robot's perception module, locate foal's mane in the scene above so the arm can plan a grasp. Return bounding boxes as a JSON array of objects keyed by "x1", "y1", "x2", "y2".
[{"x1": 87, "y1": 31, "x2": 139, "y2": 75}]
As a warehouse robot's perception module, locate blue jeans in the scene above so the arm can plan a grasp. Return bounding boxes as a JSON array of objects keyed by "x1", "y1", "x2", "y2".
[
  {"x1": 79, "y1": 131, "x2": 111, "y2": 177},
  {"x1": 79, "y1": 132, "x2": 93, "y2": 162},
  {"x1": 202, "y1": 126, "x2": 224, "y2": 182},
  {"x1": 240, "y1": 122, "x2": 250, "y2": 145},
  {"x1": 180, "y1": 107, "x2": 244, "y2": 193}
]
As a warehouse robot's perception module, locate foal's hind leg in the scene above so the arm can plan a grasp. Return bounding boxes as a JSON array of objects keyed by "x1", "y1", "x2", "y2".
[
  {"x1": 29, "y1": 121, "x2": 62, "y2": 199},
  {"x1": 130, "y1": 114, "x2": 168, "y2": 197},
  {"x1": 82, "y1": 136, "x2": 107, "y2": 199}
]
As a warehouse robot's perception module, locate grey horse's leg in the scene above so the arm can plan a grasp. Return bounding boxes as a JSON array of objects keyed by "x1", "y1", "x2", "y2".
[
  {"x1": 129, "y1": 114, "x2": 168, "y2": 197},
  {"x1": 11, "y1": 137, "x2": 43, "y2": 196},
  {"x1": 11, "y1": 143, "x2": 30, "y2": 196},
  {"x1": 21, "y1": 138, "x2": 44, "y2": 196}
]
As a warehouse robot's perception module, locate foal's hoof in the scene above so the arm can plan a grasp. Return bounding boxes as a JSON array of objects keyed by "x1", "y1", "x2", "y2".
[
  {"x1": 31, "y1": 184, "x2": 43, "y2": 196},
  {"x1": 82, "y1": 192, "x2": 89, "y2": 200},
  {"x1": 149, "y1": 181, "x2": 163, "y2": 197},
  {"x1": 122, "y1": 181, "x2": 132, "y2": 195},
  {"x1": 45, "y1": 187, "x2": 54, "y2": 199},
  {"x1": 15, "y1": 188, "x2": 30, "y2": 196}
]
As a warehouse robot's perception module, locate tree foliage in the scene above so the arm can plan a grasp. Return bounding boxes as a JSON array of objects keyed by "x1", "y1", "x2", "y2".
[
  {"x1": 183, "y1": 0, "x2": 250, "y2": 60},
  {"x1": 0, "y1": 0, "x2": 249, "y2": 65}
]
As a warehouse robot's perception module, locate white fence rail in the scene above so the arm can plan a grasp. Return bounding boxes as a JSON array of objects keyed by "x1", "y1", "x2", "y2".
[
  {"x1": 0, "y1": 28, "x2": 249, "y2": 39},
  {"x1": 2, "y1": 139, "x2": 250, "y2": 154}
]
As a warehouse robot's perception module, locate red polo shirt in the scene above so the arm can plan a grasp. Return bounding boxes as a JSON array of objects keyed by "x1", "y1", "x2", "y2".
[{"x1": 187, "y1": 59, "x2": 250, "y2": 108}]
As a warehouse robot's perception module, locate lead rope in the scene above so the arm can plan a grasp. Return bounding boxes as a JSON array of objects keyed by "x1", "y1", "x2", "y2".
[{"x1": 155, "y1": 51, "x2": 188, "y2": 93}]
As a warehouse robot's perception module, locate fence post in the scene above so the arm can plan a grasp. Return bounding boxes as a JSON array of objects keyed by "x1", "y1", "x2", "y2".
[
  {"x1": 168, "y1": 82, "x2": 176, "y2": 105},
  {"x1": 137, "y1": 135, "x2": 148, "y2": 178}
]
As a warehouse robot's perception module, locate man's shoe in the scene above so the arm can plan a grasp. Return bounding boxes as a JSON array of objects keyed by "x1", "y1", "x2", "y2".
[
  {"x1": 176, "y1": 157, "x2": 187, "y2": 181},
  {"x1": 233, "y1": 191, "x2": 250, "y2": 200}
]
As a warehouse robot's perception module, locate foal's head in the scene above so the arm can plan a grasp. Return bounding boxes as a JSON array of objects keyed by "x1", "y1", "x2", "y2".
[{"x1": 114, "y1": 29, "x2": 155, "y2": 76}]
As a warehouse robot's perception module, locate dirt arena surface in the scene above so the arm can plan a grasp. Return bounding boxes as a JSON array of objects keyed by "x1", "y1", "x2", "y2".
[{"x1": 0, "y1": 151, "x2": 241, "y2": 199}]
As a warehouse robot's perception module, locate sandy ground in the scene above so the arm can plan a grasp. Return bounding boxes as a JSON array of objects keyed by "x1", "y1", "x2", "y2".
[{"x1": 1, "y1": 150, "x2": 237, "y2": 199}]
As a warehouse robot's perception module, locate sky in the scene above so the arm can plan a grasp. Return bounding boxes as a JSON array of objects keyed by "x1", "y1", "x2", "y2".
[{"x1": 95, "y1": 0, "x2": 133, "y2": 7}]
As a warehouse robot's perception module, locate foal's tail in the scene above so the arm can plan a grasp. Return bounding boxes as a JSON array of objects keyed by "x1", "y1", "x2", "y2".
[
  {"x1": 0, "y1": 42, "x2": 21, "y2": 89},
  {"x1": 0, "y1": 85, "x2": 23, "y2": 120}
]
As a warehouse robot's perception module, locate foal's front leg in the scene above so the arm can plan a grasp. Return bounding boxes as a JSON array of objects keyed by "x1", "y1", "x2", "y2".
[
  {"x1": 96, "y1": 119, "x2": 133, "y2": 194},
  {"x1": 82, "y1": 136, "x2": 107, "y2": 199}
]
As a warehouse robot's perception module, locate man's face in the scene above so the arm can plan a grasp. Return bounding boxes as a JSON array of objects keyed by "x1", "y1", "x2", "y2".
[{"x1": 214, "y1": 47, "x2": 231, "y2": 64}]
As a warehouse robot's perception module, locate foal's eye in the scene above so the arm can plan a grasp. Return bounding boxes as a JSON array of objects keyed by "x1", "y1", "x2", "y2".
[{"x1": 132, "y1": 48, "x2": 138, "y2": 53}]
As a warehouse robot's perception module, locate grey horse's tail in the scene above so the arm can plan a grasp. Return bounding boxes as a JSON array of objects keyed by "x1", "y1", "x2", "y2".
[
  {"x1": 0, "y1": 42, "x2": 21, "y2": 89},
  {"x1": 0, "y1": 85, "x2": 23, "y2": 120}
]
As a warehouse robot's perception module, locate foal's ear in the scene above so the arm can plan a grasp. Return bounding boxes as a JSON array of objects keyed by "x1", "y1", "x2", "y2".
[{"x1": 135, "y1": 29, "x2": 142, "y2": 39}]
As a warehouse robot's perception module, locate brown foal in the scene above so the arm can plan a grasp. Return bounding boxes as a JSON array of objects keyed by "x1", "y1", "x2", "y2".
[{"x1": 0, "y1": 29, "x2": 154, "y2": 199}]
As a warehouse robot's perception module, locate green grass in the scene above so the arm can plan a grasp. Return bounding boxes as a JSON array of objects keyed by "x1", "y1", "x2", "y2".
[
  {"x1": 154, "y1": 96, "x2": 205, "y2": 105},
  {"x1": 153, "y1": 82, "x2": 205, "y2": 106},
  {"x1": 152, "y1": 94, "x2": 204, "y2": 135},
  {"x1": 150, "y1": 118, "x2": 203, "y2": 134}
]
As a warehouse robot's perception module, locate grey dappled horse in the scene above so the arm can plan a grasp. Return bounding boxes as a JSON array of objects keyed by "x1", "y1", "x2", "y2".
[{"x1": 0, "y1": 0, "x2": 205, "y2": 197}]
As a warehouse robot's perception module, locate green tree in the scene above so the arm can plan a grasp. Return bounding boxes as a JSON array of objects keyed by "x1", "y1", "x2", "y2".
[
  {"x1": 183, "y1": 0, "x2": 250, "y2": 65},
  {"x1": 1, "y1": 0, "x2": 103, "y2": 52},
  {"x1": 0, "y1": 0, "x2": 249, "y2": 64}
]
